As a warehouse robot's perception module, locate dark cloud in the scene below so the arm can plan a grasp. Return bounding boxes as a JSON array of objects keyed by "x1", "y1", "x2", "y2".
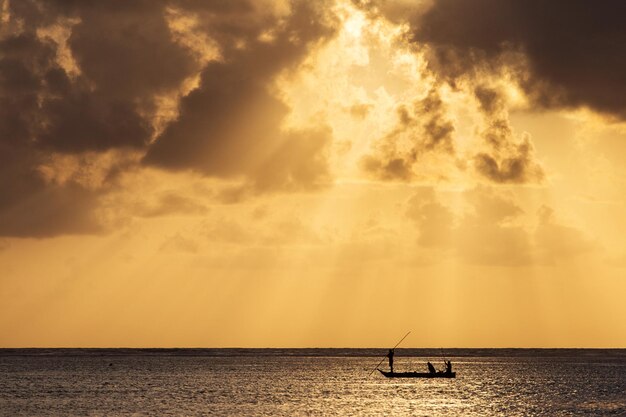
[
  {"x1": 472, "y1": 86, "x2": 543, "y2": 183},
  {"x1": 251, "y1": 128, "x2": 332, "y2": 192},
  {"x1": 394, "y1": 0, "x2": 626, "y2": 119},
  {"x1": 0, "y1": 33, "x2": 53, "y2": 147},
  {"x1": 67, "y1": 1, "x2": 196, "y2": 100},
  {"x1": 144, "y1": 1, "x2": 336, "y2": 183},
  {"x1": 415, "y1": 90, "x2": 455, "y2": 151},
  {"x1": 352, "y1": 0, "x2": 425, "y2": 24},
  {"x1": 473, "y1": 143, "x2": 537, "y2": 184},
  {"x1": 361, "y1": 88, "x2": 455, "y2": 181},
  {"x1": 361, "y1": 155, "x2": 412, "y2": 181},
  {"x1": 0, "y1": 0, "x2": 197, "y2": 236},
  {"x1": 474, "y1": 86, "x2": 501, "y2": 116},
  {"x1": 0, "y1": 0, "x2": 336, "y2": 237},
  {"x1": 1, "y1": 1, "x2": 197, "y2": 154},
  {"x1": 211, "y1": 126, "x2": 332, "y2": 200},
  {"x1": 0, "y1": 181, "x2": 103, "y2": 237},
  {"x1": 143, "y1": 60, "x2": 288, "y2": 175},
  {"x1": 355, "y1": 2, "x2": 547, "y2": 184}
]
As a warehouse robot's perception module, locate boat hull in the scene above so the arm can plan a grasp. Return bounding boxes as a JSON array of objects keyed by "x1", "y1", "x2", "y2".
[{"x1": 378, "y1": 369, "x2": 456, "y2": 378}]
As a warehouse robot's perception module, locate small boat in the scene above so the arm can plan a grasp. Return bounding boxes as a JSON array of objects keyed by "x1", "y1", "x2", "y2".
[
  {"x1": 378, "y1": 369, "x2": 456, "y2": 378},
  {"x1": 370, "y1": 333, "x2": 457, "y2": 379}
]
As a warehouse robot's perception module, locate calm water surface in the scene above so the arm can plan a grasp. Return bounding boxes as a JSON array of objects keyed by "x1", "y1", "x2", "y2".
[{"x1": 1, "y1": 349, "x2": 625, "y2": 416}]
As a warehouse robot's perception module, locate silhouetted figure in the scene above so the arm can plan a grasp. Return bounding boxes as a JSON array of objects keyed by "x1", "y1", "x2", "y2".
[
  {"x1": 427, "y1": 361, "x2": 436, "y2": 374},
  {"x1": 445, "y1": 360, "x2": 452, "y2": 374},
  {"x1": 387, "y1": 349, "x2": 394, "y2": 373}
]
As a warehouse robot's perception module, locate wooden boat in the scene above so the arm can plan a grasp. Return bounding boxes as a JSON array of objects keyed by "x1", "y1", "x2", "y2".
[
  {"x1": 378, "y1": 369, "x2": 456, "y2": 378},
  {"x1": 371, "y1": 332, "x2": 457, "y2": 379}
]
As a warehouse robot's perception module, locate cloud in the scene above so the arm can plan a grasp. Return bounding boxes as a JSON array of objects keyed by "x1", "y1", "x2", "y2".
[
  {"x1": 250, "y1": 127, "x2": 333, "y2": 192},
  {"x1": 159, "y1": 233, "x2": 200, "y2": 254},
  {"x1": 455, "y1": 188, "x2": 532, "y2": 266},
  {"x1": 2, "y1": 1, "x2": 199, "y2": 154},
  {"x1": 262, "y1": 218, "x2": 325, "y2": 246},
  {"x1": 346, "y1": 103, "x2": 373, "y2": 119},
  {"x1": 353, "y1": 2, "x2": 549, "y2": 185},
  {"x1": 463, "y1": 187, "x2": 523, "y2": 223},
  {"x1": 202, "y1": 218, "x2": 255, "y2": 245},
  {"x1": 143, "y1": 1, "x2": 336, "y2": 186},
  {"x1": 361, "y1": 88, "x2": 455, "y2": 181},
  {"x1": 132, "y1": 192, "x2": 208, "y2": 218},
  {"x1": 406, "y1": 187, "x2": 594, "y2": 266},
  {"x1": 390, "y1": 0, "x2": 626, "y2": 120},
  {"x1": 0, "y1": 0, "x2": 336, "y2": 237},
  {"x1": 0, "y1": 182, "x2": 103, "y2": 237},
  {"x1": 200, "y1": 214, "x2": 325, "y2": 248},
  {"x1": 534, "y1": 206, "x2": 596, "y2": 264},
  {"x1": 473, "y1": 137, "x2": 541, "y2": 184},
  {"x1": 471, "y1": 85, "x2": 544, "y2": 183},
  {"x1": 406, "y1": 187, "x2": 454, "y2": 247},
  {"x1": 0, "y1": 0, "x2": 197, "y2": 236}
]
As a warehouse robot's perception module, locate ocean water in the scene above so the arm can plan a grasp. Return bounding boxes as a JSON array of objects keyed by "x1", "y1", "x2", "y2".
[{"x1": 1, "y1": 349, "x2": 625, "y2": 416}]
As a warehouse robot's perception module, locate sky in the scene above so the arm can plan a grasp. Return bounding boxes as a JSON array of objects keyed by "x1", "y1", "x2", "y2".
[{"x1": 1, "y1": 0, "x2": 626, "y2": 348}]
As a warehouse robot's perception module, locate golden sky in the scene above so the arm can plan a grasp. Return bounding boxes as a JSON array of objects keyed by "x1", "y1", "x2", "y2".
[{"x1": 1, "y1": 0, "x2": 626, "y2": 347}]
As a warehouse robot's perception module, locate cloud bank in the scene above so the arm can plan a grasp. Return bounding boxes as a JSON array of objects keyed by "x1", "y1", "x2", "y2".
[
  {"x1": 0, "y1": 0, "x2": 335, "y2": 236},
  {"x1": 396, "y1": 0, "x2": 626, "y2": 119},
  {"x1": 3, "y1": 0, "x2": 623, "y2": 237}
]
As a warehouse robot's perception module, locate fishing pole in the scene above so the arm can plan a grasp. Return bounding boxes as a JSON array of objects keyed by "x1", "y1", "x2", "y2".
[
  {"x1": 368, "y1": 331, "x2": 411, "y2": 376},
  {"x1": 440, "y1": 347, "x2": 448, "y2": 372}
]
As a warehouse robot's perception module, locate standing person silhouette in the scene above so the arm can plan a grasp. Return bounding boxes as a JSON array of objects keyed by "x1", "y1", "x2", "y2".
[{"x1": 386, "y1": 349, "x2": 394, "y2": 373}]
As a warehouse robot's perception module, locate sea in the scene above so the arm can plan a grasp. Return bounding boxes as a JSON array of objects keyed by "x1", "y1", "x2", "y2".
[{"x1": 1, "y1": 348, "x2": 625, "y2": 416}]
